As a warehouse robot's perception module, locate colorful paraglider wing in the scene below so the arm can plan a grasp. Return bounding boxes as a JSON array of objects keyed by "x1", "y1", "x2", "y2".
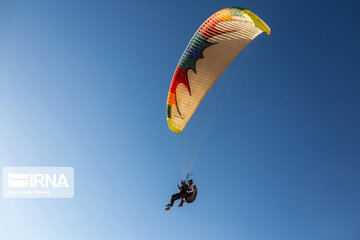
[{"x1": 166, "y1": 7, "x2": 270, "y2": 133}]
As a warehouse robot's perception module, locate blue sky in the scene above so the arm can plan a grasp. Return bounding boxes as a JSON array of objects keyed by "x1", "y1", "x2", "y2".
[{"x1": 0, "y1": 0, "x2": 359, "y2": 239}]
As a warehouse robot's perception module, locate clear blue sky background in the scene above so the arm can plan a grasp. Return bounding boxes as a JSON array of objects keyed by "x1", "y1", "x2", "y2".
[{"x1": 1, "y1": 0, "x2": 359, "y2": 239}]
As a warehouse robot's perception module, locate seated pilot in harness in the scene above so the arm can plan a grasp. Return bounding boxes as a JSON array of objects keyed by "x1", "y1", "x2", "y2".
[{"x1": 165, "y1": 179, "x2": 197, "y2": 211}]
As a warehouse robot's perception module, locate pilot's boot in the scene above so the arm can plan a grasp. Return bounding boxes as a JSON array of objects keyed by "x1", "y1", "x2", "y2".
[{"x1": 178, "y1": 199, "x2": 184, "y2": 207}]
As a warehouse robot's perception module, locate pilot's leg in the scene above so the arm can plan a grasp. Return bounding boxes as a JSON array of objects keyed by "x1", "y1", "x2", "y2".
[{"x1": 169, "y1": 192, "x2": 181, "y2": 206}]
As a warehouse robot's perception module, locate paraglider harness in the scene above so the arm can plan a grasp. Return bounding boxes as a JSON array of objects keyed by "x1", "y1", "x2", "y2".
[{"x1": 184, "y1": 173, "x2": 197, "y2": 203}]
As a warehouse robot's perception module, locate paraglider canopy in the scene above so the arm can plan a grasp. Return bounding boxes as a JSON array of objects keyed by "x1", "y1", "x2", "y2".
[{"x1": 166, "y1": 7, "x2": 271, "y2": 134}]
